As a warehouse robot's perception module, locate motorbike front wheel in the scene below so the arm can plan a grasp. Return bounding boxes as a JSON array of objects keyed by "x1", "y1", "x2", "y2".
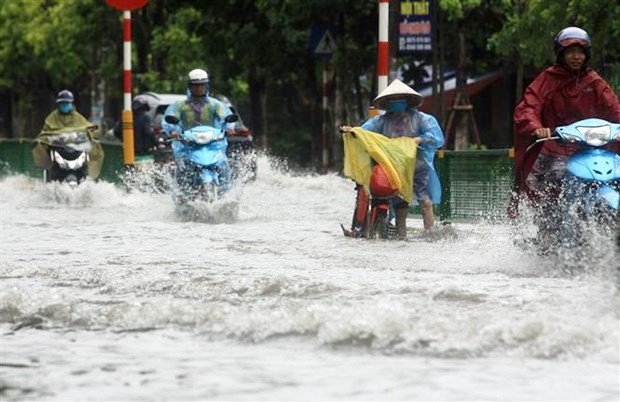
[{"x1": 367, "y1": 204, "x2": 390, "y2": 239}]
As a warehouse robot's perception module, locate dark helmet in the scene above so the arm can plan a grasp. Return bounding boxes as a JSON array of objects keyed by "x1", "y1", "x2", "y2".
[
  {"x1": 131, "y1": 95, "x2": 150, "y2": 112},
  {"x1": 56, "y1": 89, "x2": 74, "y2": 103},
  {"x1": 554, "y1": 27, "x2": 591, "y2": 62}
]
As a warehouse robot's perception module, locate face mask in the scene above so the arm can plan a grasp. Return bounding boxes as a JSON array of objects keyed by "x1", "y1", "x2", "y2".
[
  {"x1": 58, "y1": 102, "x2": 73, "y2": 114},
  {"x1": 386, "y1": 99, "x2": 408, "y2": 113}
]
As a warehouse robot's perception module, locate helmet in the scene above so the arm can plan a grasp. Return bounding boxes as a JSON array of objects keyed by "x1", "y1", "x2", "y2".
[
  {"x1": 188, "y1": 68, "x2": 209, "y2": 86},
  {"x1": 131, "y1": 95, "x2": 149, "y2": 112},
  {"x1": 554, "y1": 27, "x2": 591, "y2": 60},
  {"x1": 56, "y1": 89, "x2": 74, "y2": 103}
]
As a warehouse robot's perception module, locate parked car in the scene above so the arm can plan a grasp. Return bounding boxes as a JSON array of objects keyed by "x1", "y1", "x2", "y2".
[{"x1": 138, "y1": 92, "x2": 257, "y2": 181}]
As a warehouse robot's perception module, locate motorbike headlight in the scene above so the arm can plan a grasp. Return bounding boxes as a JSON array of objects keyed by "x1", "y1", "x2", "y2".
[
  {"x1": 193, "y1": 131, "x2": 214, "y2": 144},
  {"x1": 577, "y1": 124, "x2": 611, "y2": 146}
]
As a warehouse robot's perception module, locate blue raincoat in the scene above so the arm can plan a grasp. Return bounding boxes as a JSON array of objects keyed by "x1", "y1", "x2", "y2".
[
  {"x1": 362, "y1": 109, "x2": 444, "y2": 204},
  {"x1": 162, "y1": 93, "x2": 233, "y2": 136}
]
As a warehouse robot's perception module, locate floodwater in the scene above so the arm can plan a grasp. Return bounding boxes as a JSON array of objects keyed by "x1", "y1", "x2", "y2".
[{"x1": 1, "y1": 156, "x2": 619, "y2": 401}]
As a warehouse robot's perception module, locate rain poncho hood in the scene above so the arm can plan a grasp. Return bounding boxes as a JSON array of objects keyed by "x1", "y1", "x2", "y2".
[
  {"x1": 33, "y1": 109, "x2": 104, "y2": 179},
  {"x1": 343, "y1": 127, "x2": 417, "y2": 204}
]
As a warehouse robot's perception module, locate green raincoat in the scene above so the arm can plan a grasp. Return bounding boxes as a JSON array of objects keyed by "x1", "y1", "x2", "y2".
[{"x1": 32, "y1": 110, "x2": 105, "y2": 179}]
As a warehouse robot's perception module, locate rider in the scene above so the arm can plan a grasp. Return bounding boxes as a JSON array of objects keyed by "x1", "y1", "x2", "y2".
[
  {"x1": 356, "y1": 79, "x2": 444, "y2": 238},
  {"x1": 511, "y1": 27, "x2": 620, "y2": 245},
  {"x1": 40, "y1": 90, "x2": 92, "y2": 133},
  {"x1": 162, "y1": 68, "x2": 234, "y2": 137},
  {"x1": 113, "y1": 95, "x2": 156, "y2": 158},
  {"x1": 33, "y1": 90, "x2": 104, "y2": 178}
]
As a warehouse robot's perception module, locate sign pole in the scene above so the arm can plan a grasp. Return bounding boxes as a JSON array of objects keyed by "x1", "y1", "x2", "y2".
[
  {"x1": 321, "y1": 59, "x2": 329, "y2": 174},
  {"x1": 310, "y1": 26, "x2": 337, "y2": 174},
  {"x1": 377, "y1": 0, "x2": 389, "y2": 95},
  {"x1": 106, "y1": 0, "x2": 150, "y2": 165},
  {"x1": 121, "y1": 10, "x2": 135, "y2": 165}
]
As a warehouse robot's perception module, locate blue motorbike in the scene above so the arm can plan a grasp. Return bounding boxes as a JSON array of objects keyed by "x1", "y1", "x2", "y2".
[
  {"x1": 164, "y1": 114, "x2": 238, "y2": 204},
  {"x1": 528, "y1": 118, "x2": 620, "y2": 257}
]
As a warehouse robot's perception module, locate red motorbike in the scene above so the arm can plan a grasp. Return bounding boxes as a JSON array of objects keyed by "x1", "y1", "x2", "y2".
[{"x1": 342, "y1": 163, "x2": 398, "y2": 239}]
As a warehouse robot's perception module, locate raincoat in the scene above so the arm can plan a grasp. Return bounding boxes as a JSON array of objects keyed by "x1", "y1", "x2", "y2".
[
  {"x1": 343, "y1": 127, "x2": 417, "y2": 204},
  {"x1": 513, "y1": 64, "x2": 620, "y2": 199},
  {"x1": 361, "y1": 109, "x2": 444, "y2": 204},
  {"x1": 162, "y1": 95, "x2": 232, "y2": 135},
  {"x1": 32, "y1": 110, "x2": 104, "y2": 179}
]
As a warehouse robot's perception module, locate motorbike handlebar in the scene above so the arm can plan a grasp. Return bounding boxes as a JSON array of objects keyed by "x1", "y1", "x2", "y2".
[{"x1": 525, "y1": 136, "x2": 559, "y2": 153}]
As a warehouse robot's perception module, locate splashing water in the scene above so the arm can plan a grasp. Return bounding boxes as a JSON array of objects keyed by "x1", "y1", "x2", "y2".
[{"x1": 1, "y1": 155, "x2": 619, "y2": 401}]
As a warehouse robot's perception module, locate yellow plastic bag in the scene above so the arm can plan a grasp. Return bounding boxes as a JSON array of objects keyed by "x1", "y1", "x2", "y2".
[{"x1": 343, "y1": 127, "x2": 417, "y2": 204}]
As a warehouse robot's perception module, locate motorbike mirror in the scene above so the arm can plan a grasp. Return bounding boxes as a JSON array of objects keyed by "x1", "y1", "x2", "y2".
[
  {"x1": 225, "y1": 114, "x2": 239, "y2": 123},
  {"x1": 165, "y1": 115, "x2": 180, "y2": 125}
]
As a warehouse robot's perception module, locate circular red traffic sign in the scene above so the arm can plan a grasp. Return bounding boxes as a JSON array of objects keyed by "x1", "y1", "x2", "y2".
[{"x1": 106, "y1": 0, "x2": 149, "y2": 11}]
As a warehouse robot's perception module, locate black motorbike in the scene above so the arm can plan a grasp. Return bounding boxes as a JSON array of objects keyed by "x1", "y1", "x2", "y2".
[{"x1": 39, "y1": 129, "x2": 94, "y2": 186}]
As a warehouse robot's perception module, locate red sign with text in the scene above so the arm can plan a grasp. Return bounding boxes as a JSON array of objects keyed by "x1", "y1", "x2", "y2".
[{"x1": 106, "y1": 0, "x2": 148, "y2": 11}]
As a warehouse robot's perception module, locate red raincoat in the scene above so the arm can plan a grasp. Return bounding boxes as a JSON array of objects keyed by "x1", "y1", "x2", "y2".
[{"x1": 510, "y1": 64, "x2": 620, "y2": 215}]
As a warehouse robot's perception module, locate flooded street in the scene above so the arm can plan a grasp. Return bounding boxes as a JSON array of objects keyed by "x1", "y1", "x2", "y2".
[{"x1": 1, "y1": 157, "x2": 619, "y2": 401}]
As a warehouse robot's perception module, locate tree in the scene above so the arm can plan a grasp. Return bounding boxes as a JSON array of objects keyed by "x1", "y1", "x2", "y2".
[
  {"x1": 0, "y1": 0, "x2": 119, "y2": 136},
  {"x1": 489, "y1": 0, "x2": 620, "y2": 97},
  {"x1": 2, "y1": 0, "x2": 617, "y2": 165}
]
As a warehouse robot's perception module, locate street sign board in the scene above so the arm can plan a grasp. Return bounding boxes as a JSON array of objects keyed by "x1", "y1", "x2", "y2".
[
  {"x1": 106, "y1": 0, "x2": 149, "y2": 11},
  {"x1": 310, "y1": 26, "x2": 337, "y2": 60},
  {"x1": 398, "y1": 0, "x2": 433, "y2": 54}
]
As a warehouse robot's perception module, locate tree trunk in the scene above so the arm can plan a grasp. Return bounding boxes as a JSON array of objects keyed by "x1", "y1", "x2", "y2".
[
  {"x1": 249, "y1": 66, "x2": 267, "y2": 149},
  {"x1": 515, "y1": 54, "x2": 524, "y2": 104}
]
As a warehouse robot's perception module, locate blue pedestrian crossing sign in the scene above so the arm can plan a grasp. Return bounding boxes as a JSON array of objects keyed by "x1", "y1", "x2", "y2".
[{"x1": 310, "y1": 26, "x2": 337, "y2": 59}]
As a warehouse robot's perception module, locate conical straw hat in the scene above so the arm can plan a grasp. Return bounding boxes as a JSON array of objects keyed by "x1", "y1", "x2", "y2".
[{"x1": 373, "y1": 79, "x2": 423, "y2": 109}]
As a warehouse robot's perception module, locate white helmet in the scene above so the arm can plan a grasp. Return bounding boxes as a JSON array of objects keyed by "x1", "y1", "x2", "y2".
[{"x1": 188, "y1": 68, "x2": 209, "y2": 85}]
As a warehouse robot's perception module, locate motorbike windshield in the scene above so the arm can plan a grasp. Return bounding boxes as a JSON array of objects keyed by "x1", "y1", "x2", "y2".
[{"x1": 45, "y1": 131, "x2": 92, "y2": 152}]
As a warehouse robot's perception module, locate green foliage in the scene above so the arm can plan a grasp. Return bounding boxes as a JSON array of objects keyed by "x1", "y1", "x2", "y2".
[
  {"x1": 438, "y1": 0, "x2": 483, "y2": 20},
  {"x1": 2, "y1": 0, "x2": 619, "y2": 161},
  {"x1": 147, "y1": 7, "x2": 208, "y2": 92},
  {"x1": 0, "y1": 0, "x2": 117, "y2": 90},
  {"x1": 488, "y1": 0, "x2": 620, "y2": 72},
  {"x1": 608, "y1": 64, "x2": 620, "y2": 94}
]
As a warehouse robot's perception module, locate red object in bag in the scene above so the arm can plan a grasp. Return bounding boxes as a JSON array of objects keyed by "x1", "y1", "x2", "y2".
[{"x1": 369, "y1": 164, "x2": 397, "y2": 199}]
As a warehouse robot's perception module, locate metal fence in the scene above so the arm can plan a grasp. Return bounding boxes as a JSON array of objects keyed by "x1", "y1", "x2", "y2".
[
  {"x1": 0, "y1": 139, "x2": 514, "y2": 221},
  {"x1": 436, "y1": 149, "x2": 514, "y2": 221}
]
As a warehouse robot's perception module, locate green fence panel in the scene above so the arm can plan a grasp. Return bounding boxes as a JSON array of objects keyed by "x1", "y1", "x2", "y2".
[
  {"x1": 437, "y1": 149, "x2": 514, "y2": 221},
  {"x1": 0, "y1": 139, "x2": 43, "y2": 178},
  {"x1": 0, "y1": 139, "x2": 125, "y2": 183},
  {"x1": 99, "y1": 142, "x2": 125, "y2": 183}
]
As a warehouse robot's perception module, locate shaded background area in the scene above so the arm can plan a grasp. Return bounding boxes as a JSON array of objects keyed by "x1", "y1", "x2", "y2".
[{"x1": 1, "y1": 0, "x2": 619, "y2": 169}]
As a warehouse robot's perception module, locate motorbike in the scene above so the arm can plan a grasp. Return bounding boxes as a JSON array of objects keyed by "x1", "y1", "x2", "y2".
[
  {"x1": 37, "y1": 128, "x2": 96, "y2": 186},
  {"x1": 164, "y1": 114, "x2": 238, "y2": 204},
  {"x1": 342, "y1": 165, "x2": 399, "y2": 239},
  {"x1": 340, "y1": 127, "x2": 417, "y2": 239},
  {"x1": 525, "y1": 118, "x2": 620, "y2": 257}
]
